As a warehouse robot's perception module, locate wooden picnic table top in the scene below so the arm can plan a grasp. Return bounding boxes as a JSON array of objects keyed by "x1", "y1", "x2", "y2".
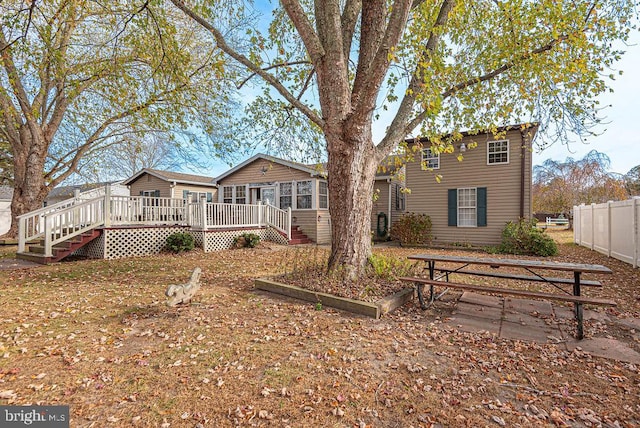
[{"x1": 407, "y1": 253, "x2": 613, "y2": 274}]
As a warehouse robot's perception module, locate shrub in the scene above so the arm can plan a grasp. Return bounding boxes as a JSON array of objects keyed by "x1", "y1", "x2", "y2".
[
  {"x1": 390, "y1": 212, "x2": 433, "y2": 246},
  {"x1": 234, "y1": 232, "x2": 261, "y2": 248},
  {"x1": 498, "y1": 219, "x2": 558, "y2": 257},
  {"x1": 166, "y1": 232, "x2": 195, "y2": 253}
]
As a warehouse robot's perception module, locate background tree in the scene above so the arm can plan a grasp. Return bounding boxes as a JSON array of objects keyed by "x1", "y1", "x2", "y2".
[
  {"x1": 172, "y1": 0, "x2": 634, "y2": 275},
  {"x1": 624, "y1": 165, "x2": 640, "y2": 196},
  {"x1": 533, "y1": 150, "x2": 629, "y2": 215},
  {"x1": 0, "y1": 0, "x2": 240, "y2": 237}
]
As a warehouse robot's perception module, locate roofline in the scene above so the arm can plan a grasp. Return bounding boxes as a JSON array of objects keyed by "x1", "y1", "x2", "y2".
[
  {"x1": 213, "y1": 153, "x2": 324, "y2": 184},
  {"x1": 122, "y1": 168, "x2": 217, "y2": 187},
  {"x1": 404, "y1": 122, "x2": 539, "y2": 145}
]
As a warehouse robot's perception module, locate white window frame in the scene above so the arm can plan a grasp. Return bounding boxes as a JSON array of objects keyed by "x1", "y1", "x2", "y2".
[
  {"x1": 487, "y1": 140, "x2": 509, "y2": 165},
  {"x1": 421, "y1": 148, "x2": 440, "y2": 170},
  {"x1": 296, "y1": 180, "x2": 313, "y2": 210},
  {"x1": 457, "y1": 187, "x2": 477, "y2": 227},
  {"x1": 222, "y1": 186, "x2": 233, "y2": 204},
  {"x1": 318, "y1": 180, "x2": 328, "y2": 209},
  {"x1": 279, "y1": 182, "x2": 292, "y2": 210},
  {"x1": 235, "y1": 185, "x2": 246, "y2": 204}
]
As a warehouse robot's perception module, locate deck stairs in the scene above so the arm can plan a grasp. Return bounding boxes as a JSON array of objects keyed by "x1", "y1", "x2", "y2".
[
  {"x1": 287, "y1": 226, "x2": 313, "y2": 245},
  {"x1": 17, "y1": 229, "x2": 102, "y2": 264}
]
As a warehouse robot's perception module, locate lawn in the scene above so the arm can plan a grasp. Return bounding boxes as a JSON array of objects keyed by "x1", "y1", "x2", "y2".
[{"x1": 0, "y1": 231, "x2": 638, "y2": 427}]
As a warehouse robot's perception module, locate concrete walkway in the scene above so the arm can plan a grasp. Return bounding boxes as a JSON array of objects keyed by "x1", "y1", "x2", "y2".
[{"x1": 443, "y1": 292, "x2": 640, "y2": 364}]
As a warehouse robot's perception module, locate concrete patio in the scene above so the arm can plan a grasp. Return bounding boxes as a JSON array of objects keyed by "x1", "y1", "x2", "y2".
[{"x1": 441, "y1": 291, "x2": 640, "y2": 364}]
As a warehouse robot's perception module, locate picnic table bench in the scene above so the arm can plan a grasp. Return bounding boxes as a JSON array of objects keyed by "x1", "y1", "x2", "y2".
[{"x1": 400, "y1": 254, "x2": 616, "y2": 339}]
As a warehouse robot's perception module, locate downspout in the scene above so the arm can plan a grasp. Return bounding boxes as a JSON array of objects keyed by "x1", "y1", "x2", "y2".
[{"x1": 519, "y1": 130, "x2": 527, "y2": 219}]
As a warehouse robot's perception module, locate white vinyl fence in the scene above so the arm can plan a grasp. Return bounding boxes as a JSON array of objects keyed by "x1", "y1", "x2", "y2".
[{"x1": 573, "y1": 198, "x2": 640, "y2": 268}]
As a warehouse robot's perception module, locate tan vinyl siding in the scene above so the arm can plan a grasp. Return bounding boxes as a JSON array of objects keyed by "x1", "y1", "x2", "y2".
[
  {"x1": 128, "y1": 173, "x2": 173, "y2": 198},
  {"x1": 292, "y1": 210, "x2": 331, "y2": 244},
  {"x1": 405, "y1": 128, "x2": 532, "y2": 246},
  {"x1": 217, "y1": 159, "x2": 318, "y2": 185},
  {"x1": 173, "y1": 184, "x2": 218, "y2": 200}
]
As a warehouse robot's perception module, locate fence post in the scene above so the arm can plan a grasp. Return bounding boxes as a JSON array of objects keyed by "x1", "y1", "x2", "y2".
[
  {"x1": 607, "y1": 201, "x2": 612, "y2": 257},
  {"x1": 104, "y1": 184, "x2": 112, "y2": 227},
  {"x1": 590, "y1": 203, "x2": 595, "y2": 251},
  {"x1": 634, "y1": 198, "x2": 639, "y2": 268},
  {"x1": 200, "y1": 196, "x2": 207, "y2": 230}
]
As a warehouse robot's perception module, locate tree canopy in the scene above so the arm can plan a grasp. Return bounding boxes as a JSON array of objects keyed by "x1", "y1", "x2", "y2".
[
  {"x1": 170, "y1": 0, "x2": 637, "y2": 274},
  {"x1": 0, "y1": 0, "x2": 240, "y2": 235}
]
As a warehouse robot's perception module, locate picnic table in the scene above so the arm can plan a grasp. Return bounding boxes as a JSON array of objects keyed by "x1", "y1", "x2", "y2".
[{"x1": 400, "y1": 254, "x2": 616, "y2": 339}]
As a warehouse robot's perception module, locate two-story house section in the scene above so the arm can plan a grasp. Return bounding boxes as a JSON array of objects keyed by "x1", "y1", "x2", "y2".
[{"x1": 404, "y1": 123, "x2": 538, "y2": 246}]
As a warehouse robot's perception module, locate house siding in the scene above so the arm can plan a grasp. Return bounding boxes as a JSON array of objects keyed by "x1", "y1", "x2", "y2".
[
  {"x1": 217, "y1": 158, "x2": 318, "y2": 185},
  {"x1": 128, "y1": 174, "x2": 173, "y2": 198},
  {"x1": 293, "y1": 210, "x2": 331, "y2": 244},
  {"x1": 405, "y1": 128, "x2": 532, "y2": 246}
]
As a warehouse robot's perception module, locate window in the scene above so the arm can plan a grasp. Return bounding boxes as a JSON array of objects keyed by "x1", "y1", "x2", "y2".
[
  {"x1": 235, "y1": 186, "x2": 246, "y2": 204},
  {"x1": 279, "y1": 182, "x2": 292, "y2": 209},
  {"x1": 448, "y1": 187, "x2": 487, "y2": 227},
  {"x1": 395, "y1": 184, "x2": 405, "y2": 211},
  {"x1": 488, "y1": 140, "x2": 509, "y2": 164},
  {"x1": 421, "y1": 148, "x2": 440, "y2": 169},
  {"x1": 140, "y1": 190, "x2": 159, "y2": 206},
  {"x1": 296, "y1": 180, "x2": 312, "y2": 209},
  {"x1": 319, "y1": 181, "x2": 328, "y2": 209},
  {"x1": 457, "y1": 188, "x2": 477, "y2": 227},
  {"x1": 189, "y1": 192, "x2": 213, "y2": 202},
  {"x1": 223, "y1": 186, "x2": 233, "y2": 204}
]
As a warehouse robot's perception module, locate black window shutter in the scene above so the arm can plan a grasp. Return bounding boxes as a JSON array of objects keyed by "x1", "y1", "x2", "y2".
[
  {"x1": 477, "y1": 187, "x2": 487, "y2": 227},
  {"x1": 139, "y1": 190, "x2": 144, "y2": 196},
  {"x1": 155, "y1": 190, "x2": 160, "y2": 197},
  {"x1": 447, "y1": 189, "x2": 457, "y2": 226}
]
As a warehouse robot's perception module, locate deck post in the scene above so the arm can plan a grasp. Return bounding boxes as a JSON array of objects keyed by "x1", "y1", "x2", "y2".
[
  {"x1": 185, "y1": 200, "x2": 191, "y2": 227},
  {"x1": 200, "y1": 196, "x2": 207, "y2": 229},
  {"x1": 287, "y1": 207, "x2": 292, "y2": 239},
  {"x1": 43, "y1": 214, "x2": 52, "y2": 258},
  {"x1": 104, "y1": 184, "x2": 112, "y2": 227},
  {"x1": 258, "y1": 201, "x2": 262, "y2": 227},
  {"x1": 18, "y1": 216, "x2": 25, "y2": 253}
]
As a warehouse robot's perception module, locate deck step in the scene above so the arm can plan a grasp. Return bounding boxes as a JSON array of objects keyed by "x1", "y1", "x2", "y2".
[{"x1": 16, "y1": 229, "x2": 102, "y2": 264}]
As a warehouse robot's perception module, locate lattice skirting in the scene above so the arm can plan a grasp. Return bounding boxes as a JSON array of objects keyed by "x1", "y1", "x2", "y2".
[{"x1": 75, "y1": 226, "x2": 288, "y2": 260}]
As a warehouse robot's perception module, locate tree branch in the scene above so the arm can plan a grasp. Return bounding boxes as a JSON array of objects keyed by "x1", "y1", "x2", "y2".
[
  {"x1": 281, "y1": 0, "x2": 325, "y2": 63},
  {"x1": 237, "y1": 60, "x2": 312, "y2": 89},
  {"x1": 340, "y1": 0, "x2": 361, "y2": 60},
  {"x1": 376, "y1": 0, "x2": 455, "y2": 156},
  {"x1": 169, "y1": 0, "x2": 324, "y2": 128}
]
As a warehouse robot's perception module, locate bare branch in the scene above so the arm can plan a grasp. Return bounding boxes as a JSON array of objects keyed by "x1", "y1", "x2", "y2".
[
  {"x1": 169, "y1": 0, "x2": 324, "y2": 128},
  {"x1": 237, "y1": 60, "x2": 312, "y2": 89}
]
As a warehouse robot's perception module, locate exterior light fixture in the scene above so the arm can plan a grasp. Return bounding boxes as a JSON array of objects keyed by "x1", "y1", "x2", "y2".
[{"x1": 459, "y1": 142, "x2": 467, "y2": 152}]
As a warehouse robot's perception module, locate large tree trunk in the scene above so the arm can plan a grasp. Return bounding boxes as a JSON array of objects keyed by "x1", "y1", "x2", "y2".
[
  {"x1": 2, "y1": 131, "x2": 50, "y2": 239},
  {"x1": 325, "y1": 123, "x2": 380, "y2": 276}
]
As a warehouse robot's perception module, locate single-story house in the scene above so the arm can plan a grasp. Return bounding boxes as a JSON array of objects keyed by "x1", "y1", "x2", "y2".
[
  {"x1": 45, "y1": 181, "x2": 129, "y2": 206},
  {"x1": 122, "y1": 169, "x2": 218, "y2": 202},
  {"x1": 404, "y1": 123, "x2": 538, "y2": 246},
  {"x1": 0, "y1": 185, "x2": 13, "y2": 236}
]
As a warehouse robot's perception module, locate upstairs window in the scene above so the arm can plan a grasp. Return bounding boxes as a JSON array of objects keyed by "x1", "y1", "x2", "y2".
[
  {"x1": 421, "y1": 148, "x2": 440, "y2": 170},
  {"x1": 488, "y1": 140, "x2": 509, "y2": 164}
]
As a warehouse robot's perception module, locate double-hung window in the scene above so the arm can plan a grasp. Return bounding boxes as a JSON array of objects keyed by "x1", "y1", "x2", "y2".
[
  {"x1": 318, "y1": 181, "x2": 328, "y2": 209},
  {"x1": 235, "y1": 186, "x2": 246, "y2": 204},
  {"x1": 279, "y1": 182, "x2": 292, "y2": 209},
  {"x1": 222, "y1": 186, "x2": 233, "y2": 204},
  {"x1": 448, "y1": 187, "x2": 487, "y2": 227},
  {"x1": 487, "y1": 140, "x2": 509, "y2": 164},
  {"x1": 421, "y1": 148, "x2": 440, "y2": 170},
  {"x1": 296, "y1": 180, "x2": 313, "y2": 209}
]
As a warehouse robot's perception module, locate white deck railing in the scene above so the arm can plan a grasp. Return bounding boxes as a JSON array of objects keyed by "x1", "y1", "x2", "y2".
[{"x1": 18, "y1": 187, "x2": 292, "y2": 255}]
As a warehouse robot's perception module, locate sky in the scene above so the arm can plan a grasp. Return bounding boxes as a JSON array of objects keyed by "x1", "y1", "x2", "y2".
[{"x1": 531, "y1": 31, "x2": 640, "y2": 175}]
